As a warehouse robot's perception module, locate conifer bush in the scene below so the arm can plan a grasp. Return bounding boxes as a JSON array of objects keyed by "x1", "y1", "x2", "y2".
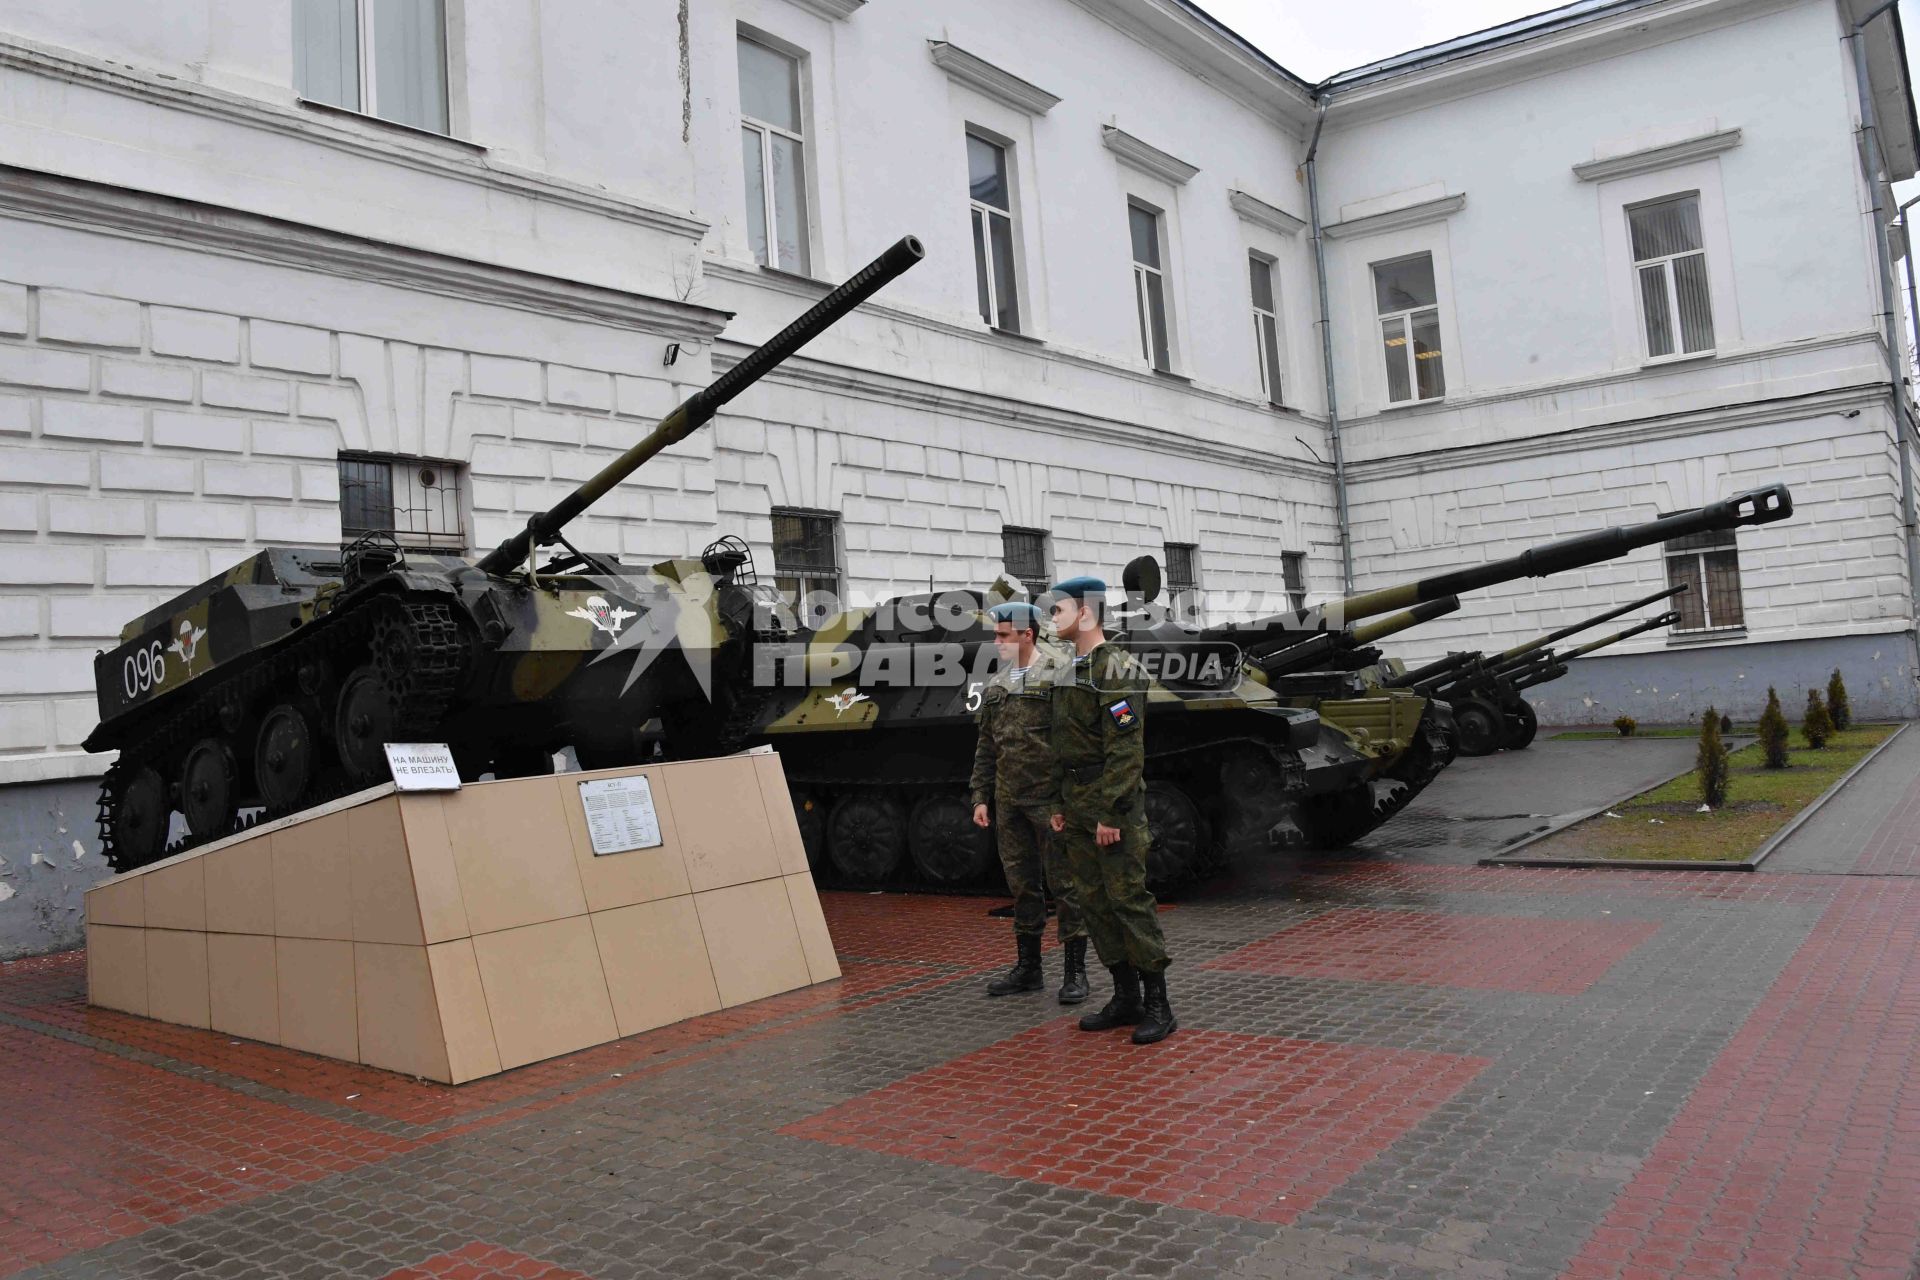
[
  {"x1": 1757, "y1": 686, "x2": 1790, "y2": 769},
  {"x1": 1802, "y1": 688, "x2": 1833, "y2": 749},
  {"x1": 1827, "y1": 668, "x2": 1852, "y2": 733},
  {"x1": 1696, "y1": 706, "x2": 1730, "y2": 810},
  {"x1": 1612, "y1": 715, "x2": 1637, "y2": 737}
]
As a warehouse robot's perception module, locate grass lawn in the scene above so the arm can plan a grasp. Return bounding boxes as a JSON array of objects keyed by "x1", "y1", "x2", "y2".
[{"x1": 1523, "y1": 724, "x2": 1899, "y2": 862}]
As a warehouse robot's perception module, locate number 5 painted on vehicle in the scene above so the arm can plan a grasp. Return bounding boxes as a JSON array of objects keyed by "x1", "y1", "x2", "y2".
[{"x1": 965, "y1": 681, "x2": 983, "y2": 712}]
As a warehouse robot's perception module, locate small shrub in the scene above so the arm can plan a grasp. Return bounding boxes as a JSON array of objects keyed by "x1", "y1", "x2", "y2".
[
  {"x1": 1827, "y1": 669, "x2": 1853, "y2": 733},
  {"x1": 1612, "y1": 716, "x2": 1637, "y2": 737},
  {"x1": 1803, "y1": 689, "x2": 1833, "y2": 749},
  {"x1": 1757, "y1": 686, "x2": 1790, "y2": 769},
  {"x1": 1697, "y1": 706, "x2": 1730, "y2": 809}
]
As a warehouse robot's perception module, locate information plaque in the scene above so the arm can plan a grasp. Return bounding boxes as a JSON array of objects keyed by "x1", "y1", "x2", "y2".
[{"x1": 578, "y1": 774, "x2": 663, "y2": 855}]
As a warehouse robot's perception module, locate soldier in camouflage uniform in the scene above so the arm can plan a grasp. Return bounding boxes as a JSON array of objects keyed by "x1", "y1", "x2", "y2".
[
  {"x1": 1045, "y1": 575, "x2": 1176, "y2": 1044},
  {"x1": 970, "y1": 601, "x2": 1089, "y2": 1003}
]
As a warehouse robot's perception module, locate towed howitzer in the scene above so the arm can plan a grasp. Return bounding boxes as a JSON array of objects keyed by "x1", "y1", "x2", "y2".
[
  {"x1": 86, "y1": 236, "x2": 927, "y2": 871},
  {"x1": 1508, "y1": 610, "x2": 1683, "y2": 694},
  {"x1": 1423, "y1": 604, "x2": 1686, "y2": 755},
  {"x1": 1389, "y1": 583, "x2": 1687, "y2": 692}
]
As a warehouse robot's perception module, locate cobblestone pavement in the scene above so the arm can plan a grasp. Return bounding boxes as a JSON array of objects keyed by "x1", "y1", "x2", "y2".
[{"x1": 4, "y1": 735, "x2": 1919, "y2": 1279}]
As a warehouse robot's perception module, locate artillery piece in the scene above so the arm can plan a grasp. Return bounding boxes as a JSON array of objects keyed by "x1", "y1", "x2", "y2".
[
  {"x1": 1388, "y1": 584, "x2": 1687, "y2": 755},
  {"x1": 85, "y1": 236, "x2": 927, "y2": 871}
]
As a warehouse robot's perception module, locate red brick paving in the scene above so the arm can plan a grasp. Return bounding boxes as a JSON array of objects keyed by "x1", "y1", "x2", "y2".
[
  {"x1": 1560, "y1": 880, "x2": 1920, "y2": 1280},
  {"x1": 1205, "y1": 908, "x2": 1660, "y2": 995},
  {"x1": 382, "y1": 1241, "x2": 595, "y2": 1279},
  {"x1": 0, "y1": 1022, "x2": 412, "y2": 1277},
  {"x1": 779, "y1": 1020, "x2": 1490, "y2": 1224}
]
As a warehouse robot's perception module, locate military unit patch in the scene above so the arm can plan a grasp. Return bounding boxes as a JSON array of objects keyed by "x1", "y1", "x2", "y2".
[{"x1": 1108, "y1": 699, "x2": 1137, "y2": 730}]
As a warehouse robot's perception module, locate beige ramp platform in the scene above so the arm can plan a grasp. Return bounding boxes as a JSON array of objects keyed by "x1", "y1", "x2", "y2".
[{"x1": 84, "y1": 754, "x2": 838, "y2": 1083}]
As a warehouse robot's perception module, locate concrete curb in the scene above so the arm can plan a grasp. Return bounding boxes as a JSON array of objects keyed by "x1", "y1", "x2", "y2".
[{"x1": 1483, "y1": 724, "x2": 1908, "y2": 873}]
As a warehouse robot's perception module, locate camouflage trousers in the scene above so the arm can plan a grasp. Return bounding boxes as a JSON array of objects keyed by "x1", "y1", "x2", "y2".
[
  {"x1": 995, "y1": 800, "x2": 1085, "y2": 943},
  {"x1": 1060, "y1": 782, "x2": 1168, "y2": 975}
]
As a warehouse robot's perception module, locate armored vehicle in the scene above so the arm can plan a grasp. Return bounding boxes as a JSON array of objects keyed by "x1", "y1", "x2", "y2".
[
  {"x1": 734, "y1": 485, "x2": 1790, "y2": 892},
  {"x1": 86, "y1": 236, "x2": 927, "y2": 871}
]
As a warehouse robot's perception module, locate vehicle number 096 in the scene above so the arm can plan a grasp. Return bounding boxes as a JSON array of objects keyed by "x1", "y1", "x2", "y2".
[{"x1": 122, "y1": 641, "x2": 166, "y2": 699}]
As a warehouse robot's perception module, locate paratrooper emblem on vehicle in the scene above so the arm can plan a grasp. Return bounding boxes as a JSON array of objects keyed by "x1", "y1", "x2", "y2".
[
  {"x1": 168, "y1": 620, "x2": 206, "y2": 668},
  {"x1": 826, "y1": 688, "x2": 871, "y2": 717},
  {"x1": 568, "y1": 596, "x2": 636, "y2": 635}
]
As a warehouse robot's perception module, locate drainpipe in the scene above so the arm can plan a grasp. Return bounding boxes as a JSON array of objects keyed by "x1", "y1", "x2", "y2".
[
  {"x1": 1848, "y1": 0, "x2": 1920, "y2": 652},
  {"x1": 1899, "y1": 193, "x2": 1920, "y2": 614},
  {"x1": 1304, "y1": 98, "x2": 1354, "y2": 592}
]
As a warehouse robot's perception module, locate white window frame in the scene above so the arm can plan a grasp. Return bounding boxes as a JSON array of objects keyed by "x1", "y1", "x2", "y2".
[
  {"x1": 1129, "y1": 200, "x2": 1174, "y2": 373},
  {"x1": 738, "y1": 31, "x2": 813, "y2": 276},
  {"x1": 967, "y1": 129, "x2": 1022, "y2": 333},
  {"x1": 295, "y1": 0, "x2": 451, "y2": 135},
  {"x1": 1249, "y1": 252, "x2": 1283, "y2": 405},
  {"x1": 1629, "y1": 193, "x2": 1716, "y2": 364},
  {"x1": 1281, "y1": 551, "x2": 1307, "y2": 612},
  {"x1": 1163, "y1": 541, "x2": 1202, "y2": 623},
  {"x1": 1593, "y1": 159, "x2": 1740, "y2": 372},
  {"x1": 1373, "y1": 253, "x2": 1444, "y2": 405},
  {"x1": 1664, "y1": 531, "x2": 1745, "y2": 635}
]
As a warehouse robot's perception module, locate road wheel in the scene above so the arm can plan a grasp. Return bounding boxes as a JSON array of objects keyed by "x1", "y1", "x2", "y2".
[
  {"x1": 907, "y1": 794, "x2": 993, "y2": 886},
  {"x1": 105, "y1": 763, "x2": 170, "y2": 872},
  {"x1": 255, "y1": 704, "x2": 315, "y2": 812},
  {"x1": 1453, "y1": 698, "x2": 1504, "y2": 757},
  {"x1": 826, "y1": 793, "x2": 907, "y2": 883},
  {"x1": 1143, "y1": 782, "x2": 1205, "y2": 891},
  {"x1": 335, "y1": 664, "x2": 396, "y2": 782},
  {"x1": 180, "y1": 738, "x2": 238, "y2": 840}
]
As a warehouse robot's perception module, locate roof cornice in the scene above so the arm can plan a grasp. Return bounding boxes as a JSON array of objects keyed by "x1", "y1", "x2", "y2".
[{"x1": 1061, "y1": 0, "x2": 1316, "y2": 132}]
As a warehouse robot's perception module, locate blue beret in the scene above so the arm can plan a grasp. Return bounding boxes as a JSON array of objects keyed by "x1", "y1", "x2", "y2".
[
  {"x1": 987, "y1": 601, "x2": 1043, "y2": 629},
  {"x1": 1049, "y1": 575, "x2": 1107, "y2": 600}
]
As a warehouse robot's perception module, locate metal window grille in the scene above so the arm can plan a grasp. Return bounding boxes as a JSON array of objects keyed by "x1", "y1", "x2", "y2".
[
  {"x1": 1001, "y1": 527, "x2": 1050, "y2": 598},
  {"x1": 738, "y1": 35, "x2": 811, "y2": 275},
  {"x1": 1373, "y1": 253, "x2": 1444, "y2": 403},
  {"x1": 338, "y1": 452, "x2": 466, "y2": 551},
  {"x1": 772, "y1": 508, "x2": 840, "y2": 615},
  {"x1": 1664, "y1": 529, "x2": 1744, "y2": 632},
  {"x1": 968, "y1": 133, "x2": 1021, "y2": 333},
  {"x1": 1249, "y1": 254, "x2": 1282, "y2": 404},
  {"x1": 293, "y1": 0, "x2": 449, "y2": 133},
  {"x1": 1129, "y1": 203, "x2": 1171, "y2": 371},
  {"x1": 1164, "y1": 541, "x2": 1201, "y2": 622},
  {"x1": 1282, "y1": 551, "x2": 1307, "y2": 612},
  {"x1": 1630, "y1": 194, "x2": 1714, "y2": 359}
]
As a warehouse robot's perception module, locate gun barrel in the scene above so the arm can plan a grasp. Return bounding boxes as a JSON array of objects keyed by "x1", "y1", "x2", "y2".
[
  {"x1": 1335, "y1": 485, "x2": 1791, "y2": 623},
  {"x1": 1491, "y1": 582, "x2": 1689, "y2": 665},
  {"x1": 1348, "y1": 595, "x2": 1461, "y2": 646},
  {"x1": 1390, "y1": 649, "x2": 1480, "y2": 689},
  {"x1": 1559, "y1": 610, "x2": 1681, "y2": 662},
  {"x1": 478, "y1": 235, "x2": 926, "y2": 574}
]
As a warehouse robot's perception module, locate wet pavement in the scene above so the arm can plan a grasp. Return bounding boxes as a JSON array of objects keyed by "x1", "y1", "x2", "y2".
[{"x1": 4, "y1": 731, "x2": 1919, "y2": 1279}]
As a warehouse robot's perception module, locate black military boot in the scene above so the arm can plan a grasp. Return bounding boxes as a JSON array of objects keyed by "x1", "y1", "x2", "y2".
[
  {"x1": 1077, "y1": 964, "x2": 1143, "y2": 1030},
  {"x1": 986, "y1": 934, "x2": 1044, "y2": 996},
  {"x1": 1057, "y1": 938, "x2": 1090, "y2": 1006},
  {"x1": 1131, "y1": 970, "x2": 1178, "y2": 1045}
]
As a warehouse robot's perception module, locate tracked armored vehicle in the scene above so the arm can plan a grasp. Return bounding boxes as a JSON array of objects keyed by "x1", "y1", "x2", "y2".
[{"x1": 86, "y1": 236, "x2": 928, "y2": 871}]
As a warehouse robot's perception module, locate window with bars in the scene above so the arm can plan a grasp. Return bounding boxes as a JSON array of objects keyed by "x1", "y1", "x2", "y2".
[
  {"x1": 294, "y1": 0, "x2": 449, "y2": 133},
  {"x1": 1630, "y1": 194, "x2": 1715, "y2": 360},
  {"x1": 1282, "y1": 551, "x2": 1307, "y2": 612},
  {"x1": 1664, "y1": 529, "x2": 1744, "y2": 633},
  {"x1": 772, "y1": 508, "x2": 840, "y2": 618},
  {"x1": 338, "y1": 453, "x2": 466, "y2": 551},
  {"x1": 1001, "y1": 527, "x2": 1050, "y2": 599},
  {"x1": 1164, "y1": 542, "x2": 1200, "y2": 622},
  {"x1": 1373, "y1": 254, "x2": 1444, "y2": 403},
  {"x1": 968, "y1": 133, "x2": 1021, "y2": 333},
  {"x1": 1248, "y1": 254, "x2": 1283, "y2": 404},
  {"x1": 739, "y1": 34, "x2": 811, "y2": 275},
  {"x1": 1129, "y1": 202, "x2": 1172, "y2": 372}
]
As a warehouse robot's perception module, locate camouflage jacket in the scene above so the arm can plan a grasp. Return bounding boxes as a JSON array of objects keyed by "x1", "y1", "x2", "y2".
[
  {"x1": 1050, "y1": 640, "x2": 1148, "y2": 826},
  {"x1": 968, "y1": 648, "x2": 1065, "y2": 809}
]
